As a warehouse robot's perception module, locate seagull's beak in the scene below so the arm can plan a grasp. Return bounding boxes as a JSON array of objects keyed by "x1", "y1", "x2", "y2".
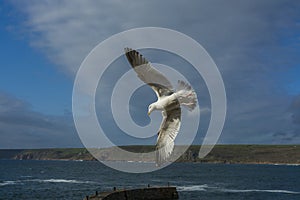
[{"x1": 147, "y1": 111, "x2": 150, "y2": 116}]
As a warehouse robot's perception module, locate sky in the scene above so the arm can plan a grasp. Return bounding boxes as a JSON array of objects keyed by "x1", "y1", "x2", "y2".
[{"x1": 0, "y1": 0, "x2": 300, "y2": 149}]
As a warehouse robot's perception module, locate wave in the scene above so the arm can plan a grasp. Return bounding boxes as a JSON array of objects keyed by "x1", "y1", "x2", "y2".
[
  {"x1": 0, "y1": 180, "x2": 22, "y2": 186},
  {"x1": 177, "y1": 184, "x2": 209, "y2": 191},
  {"x1": 221, "y1": 189, "x2": 300, "y2": 194},
  {"x1": 125, "y1": 160, "x2": 156, "y2": 164},
  {"x1": 0, "y1": 181, "x2": 15, "y2": 186},
  {"x1": 0, "y1": 179, "x2": 97, "y2": 186},
  {"x1": 273, "y1": 163, "x2": 300, "y2": 167},
  {"x1": 27, "y1": 179, "x2": 97, "y2": 184},
  {"x1": 20, "y1": 175, "x2": 33, "y2": 178},
  {"x1": 178, "y1": 184, "x2": 300, "y2": 194}
]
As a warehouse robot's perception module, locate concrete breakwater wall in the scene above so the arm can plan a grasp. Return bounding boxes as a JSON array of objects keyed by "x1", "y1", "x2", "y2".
[{"x1": 84, "y1": 186, "x2": 179, "y2": 200}]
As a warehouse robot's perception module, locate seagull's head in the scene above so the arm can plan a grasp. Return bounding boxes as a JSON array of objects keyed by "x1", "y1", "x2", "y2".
[{"x1": 148, "y1": 104, "x2": 156, "y2": 116}]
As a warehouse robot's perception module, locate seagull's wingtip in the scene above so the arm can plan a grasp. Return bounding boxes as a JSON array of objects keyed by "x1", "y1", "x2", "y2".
[{"x1": 124, "y1": 47, "x2": 133, "y2": 53}]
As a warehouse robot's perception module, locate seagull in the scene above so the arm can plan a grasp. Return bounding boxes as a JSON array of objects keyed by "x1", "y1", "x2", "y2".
[{"x1": 124, "y1": 48, "x2": 197, "y2": 166}]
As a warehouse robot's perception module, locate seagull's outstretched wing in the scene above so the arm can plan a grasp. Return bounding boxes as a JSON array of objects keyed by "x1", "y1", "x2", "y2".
[
  {"x1": 124, "y1": 48, "x2": 173, "y2": 98},
  {"x1": 156, "y1": 99, "x2": 181, "y2": 166}
]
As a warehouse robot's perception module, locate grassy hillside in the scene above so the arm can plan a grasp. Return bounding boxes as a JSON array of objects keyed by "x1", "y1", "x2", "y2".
[
  {"x1": 12, "y1": 148, "x2": 94, "y2": 161},
  {"x1": 3, "y1": 145, "x2": 300, "y2": 164},
  {"x1": 185, "y1": 145, "x2": 300, "y2": 164}
]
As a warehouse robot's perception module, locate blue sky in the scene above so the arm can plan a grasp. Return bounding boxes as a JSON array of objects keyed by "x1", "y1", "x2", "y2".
[
  {"x1": 0, "y1": 4, "x2": 72, "y2": 115},
  {"x1": 0, "y1": 1, "x2": 300, "y2": 148}
]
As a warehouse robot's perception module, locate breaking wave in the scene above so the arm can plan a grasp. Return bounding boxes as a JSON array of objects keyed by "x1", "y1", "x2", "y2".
[
  {"x1": 0, "y1": 181, "x2": 21, "y2": 186},
  {"x1": 178, "y1": 184, "x2": 300, "y2": 194},
  {"x1": 27, "y1": 179, "x2": 97, "y2": 184},
  {"x1": 221, "y1": 189, "x2": 300, "y2": 194},
  {"x1": 177, "y1": 184, "x2": 210, "y2": 191},
  {"x1": 0, "y1": 179, "x2": 97, "y2": 186}
]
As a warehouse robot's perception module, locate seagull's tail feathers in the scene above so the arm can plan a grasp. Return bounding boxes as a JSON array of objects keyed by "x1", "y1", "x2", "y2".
[
  {"x1": 155, "y1": 140, "x2": 174, "y2": 167},
  {"x1": 176, "y1": 80, "x2": 197, "y2": 111}
]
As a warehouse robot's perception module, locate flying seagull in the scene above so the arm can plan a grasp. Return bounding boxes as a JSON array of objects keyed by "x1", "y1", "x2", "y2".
[{"x1": 124, "y1": 48, "x2": 197, "y2": 166}]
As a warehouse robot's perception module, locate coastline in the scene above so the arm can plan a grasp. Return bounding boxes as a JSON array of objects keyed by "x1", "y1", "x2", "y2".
[{"x1": 1, "y1": 145, "x2": 299, "y2": 165}]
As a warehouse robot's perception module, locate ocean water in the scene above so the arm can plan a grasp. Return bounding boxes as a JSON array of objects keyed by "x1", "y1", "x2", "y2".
[{"x1": 0, "y1": 160, "x2": 299, "y2": 200}]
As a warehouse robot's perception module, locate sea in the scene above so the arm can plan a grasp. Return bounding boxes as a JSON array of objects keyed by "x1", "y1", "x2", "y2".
[{"x1": 0, "y1": 160, "x2": 299, "y2": 200}]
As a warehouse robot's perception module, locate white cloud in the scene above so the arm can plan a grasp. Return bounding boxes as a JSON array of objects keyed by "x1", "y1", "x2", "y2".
[{"x1": 8, "y1": 0, "x2": 300, "y2": 144}]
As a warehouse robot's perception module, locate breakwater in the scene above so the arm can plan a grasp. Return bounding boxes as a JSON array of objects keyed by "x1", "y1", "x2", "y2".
[{"x1": 84, "y1": 186, "x2": 179, "y2": 200}]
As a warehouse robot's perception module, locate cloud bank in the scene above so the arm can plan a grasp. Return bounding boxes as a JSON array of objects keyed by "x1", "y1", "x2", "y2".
[
  {"x1": 0, "y1": 92, "x2": 82, "y2": 148},
  {"x1": 3, "y1": 0, "x2": 300, "y2": 147}
]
